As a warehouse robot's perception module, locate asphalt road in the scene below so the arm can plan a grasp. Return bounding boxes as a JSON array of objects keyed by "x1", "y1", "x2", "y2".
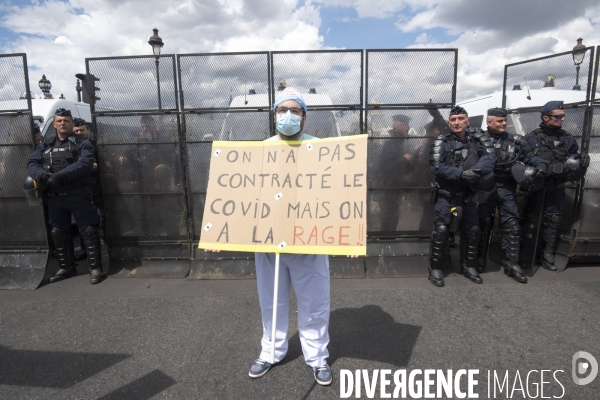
[{"x1": 1, "y1": 263, "x2": 600, "y2": 399}]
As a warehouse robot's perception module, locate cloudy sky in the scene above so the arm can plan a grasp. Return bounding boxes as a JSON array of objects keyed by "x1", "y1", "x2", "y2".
[{"x1": 1, "y1": 0, "x2": 599, "y2": 103}]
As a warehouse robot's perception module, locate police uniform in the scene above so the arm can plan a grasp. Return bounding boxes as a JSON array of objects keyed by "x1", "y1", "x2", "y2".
[
  {"x1": 523, "y1": 101, "x2": 589, "y2": 271},
  {"x1": 476, "y1": 108, "x2": 543, "y2": 283},
  {"x1": 73, "y1": 118, "x2": 105, "y2": 261},
  {"x1": 428, "y1": 106, "x2": 497, "y2": 287},
  {"x1": 26, "y1": 108, "x2": 105, "y2": 284}
]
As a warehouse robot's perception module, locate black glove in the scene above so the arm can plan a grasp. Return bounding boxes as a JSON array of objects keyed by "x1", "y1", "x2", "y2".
[
  {"x1": 47, "y1": 173, "x2": 64, "y2": 188},
  {"x1": 460, "y1": 169, "x2": 481, "y2": 185},
  {"x1": 40, "y1": 173, "x2": 51, "y2": 185},
  {"x1": 579, "y1": 152, "x2": 590, "y2": 169},
  {"x1": 533, "y1": 162, "x2": 550, "y2": 179}
]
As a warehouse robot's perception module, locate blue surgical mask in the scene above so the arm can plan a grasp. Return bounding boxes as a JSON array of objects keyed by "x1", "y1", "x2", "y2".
[{"x1": 276, "y1": 111, "x2": 302, "y2": 136}]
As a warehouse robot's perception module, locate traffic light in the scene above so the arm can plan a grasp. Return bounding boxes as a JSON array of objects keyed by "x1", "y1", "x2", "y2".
[{"x1": 75, "y1": 73, "x2": 100, "y2": 104}]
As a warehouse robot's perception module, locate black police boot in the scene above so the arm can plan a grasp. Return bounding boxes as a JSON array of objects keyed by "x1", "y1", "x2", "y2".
[
  {"x1": 460, "y1": 226, "x2": 483, "y2": 284},
  {"x1": 541, "y1": 215, "x2": 561, "y2": 272},
  {"x1": 428, "y1": 222, "x2": 449, "y2": 287},
  {"x1": 476, "y1": 216, "x2": 492, "y2": 273},
  {"x1": 80, "y1": 225, "x2": 105, "y2": 285},
  {"x1": 48, "y1": 227, "x2": 77, "y2": 283},
  {"x1": 501, "y1": 219, "x2": 527, "y2": 283}
]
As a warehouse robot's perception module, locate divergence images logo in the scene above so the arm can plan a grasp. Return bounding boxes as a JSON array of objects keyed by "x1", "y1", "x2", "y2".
[{"x1": 572, "y1": 351, "x2": 598, "y2": 386}]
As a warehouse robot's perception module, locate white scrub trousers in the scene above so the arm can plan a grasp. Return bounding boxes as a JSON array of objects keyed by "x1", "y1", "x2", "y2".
[{"x1": 255, "y1": 253, "x2": 330, "y2": 367}]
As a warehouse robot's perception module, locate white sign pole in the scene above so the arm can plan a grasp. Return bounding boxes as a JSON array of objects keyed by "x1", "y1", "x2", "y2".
[{"x1": 270, "y1": 253, "x2": 280, "y2": 364}]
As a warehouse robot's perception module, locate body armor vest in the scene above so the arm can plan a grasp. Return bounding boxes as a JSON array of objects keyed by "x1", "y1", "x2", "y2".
[
  {"x1": 532, "y1": 128, "x2": 569, "y2": 164},
  {"x1": 429, "y1": 129, "x2": 494, "y2": 170},
  {"x1": 442, "y1": 133, "x2": 479, "y2": 168},
  {"x1": 489, "y1": 132, "x2": 519, "y2": 178},
  {"x1": 42, "y1": 135, "x2": 80, "y2": 173}
]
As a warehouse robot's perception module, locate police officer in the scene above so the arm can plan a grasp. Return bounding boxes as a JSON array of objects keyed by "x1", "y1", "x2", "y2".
[
  {"x1": 26, "y1": 108, "x2": 105, "y2": 284},
  {"x1": 73, "y1": 117, "x2": 104, "y2": 260},
  {"x1": 524, "y1": 101, "x2": 589, "y2": 271},
  {"x1": 476, "y1": 108, "x2": 545, "y2": 283},
  {"x1": 428, "y1": 106, "x2": 497, "y2": 287}
]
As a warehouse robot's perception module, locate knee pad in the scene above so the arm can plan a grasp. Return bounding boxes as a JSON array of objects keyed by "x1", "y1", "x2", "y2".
[
  {"x1": 433, "y1": 222, "x2": 450, "y2": 241},
  {"x1": 546, "y1": 214, "x2": 562, "y2": 230},
  {"x1": 80, "y1": 225, "x2": 100, "y2": 243},
  {"x1": 50, "y1": 227, "x2": 70, "y2": 245},
  {"x1": 468, "y1": 225, "x2": 481, "y2": 242},
  {"x1": 503, "y1": 218, "x2": 521, "y2": 236}
]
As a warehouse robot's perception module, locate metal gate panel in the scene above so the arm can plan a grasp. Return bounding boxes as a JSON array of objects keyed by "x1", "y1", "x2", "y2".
[
  {"x1": 88, "y1": 55, "x2": 178, "y2": 112},
  {"x1": 178, "y1": 52, "x2": 270, "y2": 110},
  {"x1": 503, "y1": 47, "x2": 595, "y2": 110},
  {"x1": 363, "y1": 49, "x2": 456, "y2": 276},
  {"x1": 366, "y1": 49, "x2": 457, "y2": 107},
  {"x1": 501, "y1": 46, "x2": 597, "y2": 267},
  {"x1": 0, "y1": 54, "x2": 47, "y2": 290},
  {"x1": 178, "y1": 52, "x2": 273, "y2": 266},
  {"x1": 271, "y1": 50, "x2": 363, "y2": 108},
  {"x1": 87, "y1": 55, "x2": 190, "y2": 273}
]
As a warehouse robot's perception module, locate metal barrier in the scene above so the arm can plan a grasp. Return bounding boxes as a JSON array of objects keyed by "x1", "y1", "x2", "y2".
[
  {"x1": 87, "y1": 55, "x2": 191, "y2": 276},
  {"x1": 499, "y1": 46, "x2": 598, "y2": 269},
  {"x1": 363, "y1": 49, "x2": 457, "y2": 275},
  {"x1": 0, "y1": 54, "x2": 48, "y2": 289}
]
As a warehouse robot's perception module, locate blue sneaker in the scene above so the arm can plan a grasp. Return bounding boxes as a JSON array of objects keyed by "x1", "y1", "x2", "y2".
[
  {"x1": 249, "y1": 359, "x2": 271, "y2": 378},
  {"x1": 313, "y1": 364, "x2": 332, "y2": 385}
]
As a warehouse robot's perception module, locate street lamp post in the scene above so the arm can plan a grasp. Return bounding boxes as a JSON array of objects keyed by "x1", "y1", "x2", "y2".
[
  {"x1": 148, "y1": 28, "x2": 164, "y2": 109},
  {"x1": 572, "y1": 38, "x2": 586, "y2": 91},
  {"x1": 38, "y1": 74, "x2": 52, "y2": 99}
]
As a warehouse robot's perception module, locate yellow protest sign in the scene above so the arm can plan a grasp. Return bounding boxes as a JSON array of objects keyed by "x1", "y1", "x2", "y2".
[{"x1": 198, "y1": 135, "x2": 367, "y2": 255}]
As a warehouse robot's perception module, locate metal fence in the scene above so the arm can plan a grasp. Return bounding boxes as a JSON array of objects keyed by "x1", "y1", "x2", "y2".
[
  {"x1": 85, "y1": 49, "x2": 460, "y2": 268},
  {"x1": 86, "y1": 49, "x2": 460, "y2": 267},
  {"x1": 502, "y1": 45, "x2": 599, "y2": 263},
  {"x1": 0, "y1": 54, "x2": 48, "y2": 289}
]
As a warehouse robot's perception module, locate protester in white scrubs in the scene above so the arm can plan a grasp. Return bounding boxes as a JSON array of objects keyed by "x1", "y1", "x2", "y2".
[
  {"x1": 205, "y1": 88, "x2": 333, "y2": 386},
  {"x1": 249, "y1": 88, "x2": 332, "y2": 386}
]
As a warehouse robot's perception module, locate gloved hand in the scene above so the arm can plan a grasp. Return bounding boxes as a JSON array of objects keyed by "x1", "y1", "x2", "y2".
[
  {"x1": 532, "y1": 162, "x2": 550, "y2": 179},
  {"x1": 40, "y1": 173, "x2": 51, "y2": 185},
  {"x1": 460, "y1": 169, "x2": 481, "y2": 185},
  {"x1": 579, "y1": 152, "x2": 590, "y2": 169},
  {"x1": 47, "y1": 173, "x2": 64, "y2": 188}
]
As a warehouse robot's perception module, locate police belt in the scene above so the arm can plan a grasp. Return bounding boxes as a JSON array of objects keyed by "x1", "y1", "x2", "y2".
[
  {"x1": 438, "y1": 189, "x2": 465, "y2": 197},
  {"x1": 495, "y1": 181, "x2": 516, "y2": 189},
  {"x1": 45, "y1": 188, "x2": 86, "y2": 198}
]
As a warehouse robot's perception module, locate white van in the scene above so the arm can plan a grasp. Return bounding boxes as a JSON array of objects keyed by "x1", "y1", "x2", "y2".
[
  {"x1": 30, "y1": 99, "x2": 91, "y2": 137},
  {"x1": 458, "y1": 86, "x2": 594, "y2": 133},
  {"x1": 217, "y1": 89, "x2": 341, "y2": 141}
]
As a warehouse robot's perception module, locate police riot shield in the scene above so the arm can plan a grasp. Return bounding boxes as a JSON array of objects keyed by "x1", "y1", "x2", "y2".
[
  {"x1": 86, "y1": 55, "x2": 191, "y2": 276},
  {"x1": 0, "y1": 54, "x2": 49, "y2": 290},
  {"x1": 487, "y1": 45, "x2": 597, "y2": 273},
  {"x1": 571, "y1": 46, "x2": 600, "y2": 262},
  {"x1": 364, "y1": 49, "x2": 457, "y2": 276}
]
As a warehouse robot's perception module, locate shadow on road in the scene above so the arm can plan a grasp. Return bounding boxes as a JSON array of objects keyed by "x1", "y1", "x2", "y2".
[
  {"x1": 285, "y1": 304, "x2": 421, "y2": 367},
  {"x1": 0, "y1": 345, "x2": 129, "y2": 389},
  {"x1": 98, "y1": 369, "x2": 177, "y2": 400}
]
